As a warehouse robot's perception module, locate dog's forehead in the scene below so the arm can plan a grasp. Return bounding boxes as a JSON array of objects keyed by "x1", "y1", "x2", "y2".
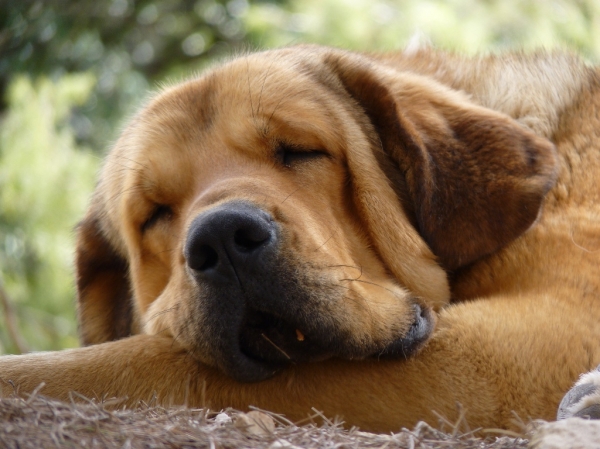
[
  {"x1": 130, "y1": 52, "x2": 348, "y2": 162},
  {"x1": 149, "y1": 53, "x2": 325, "y2": 118},
  {"x1": 102, "y1": 50, "x2": 353, "y2": 209}
]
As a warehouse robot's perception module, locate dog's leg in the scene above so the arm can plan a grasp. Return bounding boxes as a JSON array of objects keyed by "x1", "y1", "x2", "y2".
[
  {"x1": 0, "y1": 335, "x2": 199, "y2": 406},
  {"x1": 1, "y1": 294, "x2": 598, "y2": 432},
  {"x1": 0, "y1": 333, "x2": 495, "y2": 430},
  {"x1": 557, "y1": 365, "x2": 600, "y2": 420}
]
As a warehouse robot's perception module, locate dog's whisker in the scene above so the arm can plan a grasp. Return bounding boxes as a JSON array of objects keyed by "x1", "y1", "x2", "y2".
[
  {"x1": 281, "y1": 187, "x2": 302, "y2": 204},
  {"x1": 113, "y1": 154, "x2": 153, "y2": 173},
  {"x1": 170, "y1": 313, "x2": 197, "y2": 357},
  {"x1": 314, "y1": 230, "x2": 337, "y2": 252},
  {"x1": 336, "y1": 280, "x2": 409, "y2": 313},
  {"x1": 339, "y1": 277, "x2": 401, "y2": 297},
  {"x1": 104, "y1": 184, "x2": 148, "y2": 206},
  {"x1": 152, "y1": 326, "x2": 176, "y2": 337},
  {"x1": 569, "y1": 228, "x2": 600, "y2": 252},
  {"x1": 146, "y1": 305, "x2": 180, "y2": 322},
  {"x1": 340, "y1": 293, "x2": 376, "y2": 329},
  {"x1": 265, "y1": 95, "x2": 286, "y2": 133},
  {"x1": 260, "y1": 333, "x2": 291, "y2": 360},
  {"x1": 325, "y1": 264, "x2": 362, "y2": 270},
  {"x1": 326, "y1": 264, "x2": 364, "y2": 280},
  {"x1": 256, "y1": 58, "x2": 276, "y2": 118},
  {"x1": 246, "y1": 59, "x2": 256, "y2": 123}
]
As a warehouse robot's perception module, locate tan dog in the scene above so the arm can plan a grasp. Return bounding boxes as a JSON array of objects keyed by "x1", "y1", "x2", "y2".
[{"x1": 1, "y1": 45, "x2": 600, "y2": 432}]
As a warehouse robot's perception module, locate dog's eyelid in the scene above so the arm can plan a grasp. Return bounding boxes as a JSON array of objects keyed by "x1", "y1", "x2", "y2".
[
  {"x1": 275, "y1": 144, "x2": 329, "y2": 167},
  {"x1": 141, "y1": 204, "x2": 173, "y2": 232}
]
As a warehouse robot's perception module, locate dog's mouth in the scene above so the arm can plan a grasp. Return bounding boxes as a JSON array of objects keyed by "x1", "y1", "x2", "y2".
[
  {"x1": 375, "y1": 304, "x2": 435, "y2": 358},
  {"x1": 239, "y1": 308, "x2": 333, "y2": 366},
  {"x1": 223, "y1": 303, "x2": 435, "y2": 383}
]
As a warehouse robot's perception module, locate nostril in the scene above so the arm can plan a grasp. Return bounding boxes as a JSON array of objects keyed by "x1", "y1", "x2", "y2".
[
  {"x1": 184, "y1": 202, "x2": 278, "y2": 281},
  {"x1": 412, "y1": 304, "x2": 428, "y2": 328},
  {"x1": 234, "y1": 227, "x2": 270, "y2": 252},
  {"x1": 188, "y1": 245, "x2": 219, "y2": 271},
  {"x1": 416, "y1": 304, "x2": 425, "y2": 318}
]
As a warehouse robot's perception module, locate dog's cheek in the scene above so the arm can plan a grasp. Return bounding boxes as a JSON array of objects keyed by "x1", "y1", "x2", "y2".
[
  {"x1": 133, "y1": 257, "x2": 172, "y2": 311},
  {"x1": 142, "y1": 290, "x2": 176, "y2": 338},
  {"x1": 343, "y1": 281, "x2": 415, "y2": 343},
  {"x1": 142, "y1": 267, "x2": 221, "y2": 366},
  {"x1": 130, "y1": 223, "x2": 182, "y2": 313}
]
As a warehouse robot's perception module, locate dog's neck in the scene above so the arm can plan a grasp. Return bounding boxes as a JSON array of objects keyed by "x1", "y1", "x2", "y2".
[{"x1": 379, "y1": 48, "x2": 592, "y2": 138}]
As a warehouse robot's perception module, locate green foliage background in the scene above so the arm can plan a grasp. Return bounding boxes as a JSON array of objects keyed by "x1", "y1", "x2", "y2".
[{"x1": 1, "y1": 0, "x2": 600, "y2": 354}]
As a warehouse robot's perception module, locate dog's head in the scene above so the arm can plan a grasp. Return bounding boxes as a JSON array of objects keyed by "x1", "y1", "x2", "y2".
[{"x1": 75, "y1": 46, "x2": 557, "y2": 382}]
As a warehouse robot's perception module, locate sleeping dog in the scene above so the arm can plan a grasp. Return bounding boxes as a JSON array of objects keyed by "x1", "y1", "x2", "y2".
[{"x1": 1, "y1": 44, "x2": 599, "y2": 432}]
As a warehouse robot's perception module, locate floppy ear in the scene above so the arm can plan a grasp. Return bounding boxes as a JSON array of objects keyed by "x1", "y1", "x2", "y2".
[
  {"x1": 75, "y1": 208, "x2": 135, "y2": 345},
  {"x1": 326, "y1": 52, "x2": 558, "y2": 270}
]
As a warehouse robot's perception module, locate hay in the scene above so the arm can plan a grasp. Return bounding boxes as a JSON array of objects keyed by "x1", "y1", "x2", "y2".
[{"x1": 0, "y1": 393, "x2": 530, "y2": 449}]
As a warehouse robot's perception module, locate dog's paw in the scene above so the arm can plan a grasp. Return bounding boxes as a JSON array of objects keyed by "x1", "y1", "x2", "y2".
[{"x1": 557, "y1": 365, "x2": 600, "y2": 420}]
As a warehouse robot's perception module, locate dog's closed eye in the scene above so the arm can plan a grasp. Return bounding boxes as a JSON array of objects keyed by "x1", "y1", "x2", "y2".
[
  {"x1": 276, "y1": 144, "x2": 329, "y2": 168},
  {"x1": 141, "y1": 204, "x2": 173, "y2": 232}
]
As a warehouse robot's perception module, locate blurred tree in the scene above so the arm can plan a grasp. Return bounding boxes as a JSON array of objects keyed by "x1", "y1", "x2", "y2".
[
  {"x1": 246, "y1": 0, "x2": 600, "y2": 58},
  {"x1": 0, "y1": 0, "x2": 271, "y2": 151},
  {"x1": 0, "y1": 74, "x2": 97, "y2": 352}
]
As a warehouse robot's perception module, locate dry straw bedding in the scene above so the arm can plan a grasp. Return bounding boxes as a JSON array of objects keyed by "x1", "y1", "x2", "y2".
[{"x1": 0, "y1": 393, "x2": 529, "y2": 449}]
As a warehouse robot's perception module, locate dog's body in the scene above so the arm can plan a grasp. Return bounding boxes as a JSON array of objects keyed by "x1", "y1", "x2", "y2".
[{"x1": 1, "y1": 45, "x2": 600, "y2": 432}]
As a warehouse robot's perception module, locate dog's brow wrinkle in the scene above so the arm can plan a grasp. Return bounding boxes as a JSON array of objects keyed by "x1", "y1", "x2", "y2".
[
  {"x1": 265, "y1": 95, "x2": 286, "y2": 133},
  {"x1": 256, "y1": 58, "x2": 277, "y2": 118},
  {"x1": 245, "y1": 59, "x2": 256, "y2": 122}
]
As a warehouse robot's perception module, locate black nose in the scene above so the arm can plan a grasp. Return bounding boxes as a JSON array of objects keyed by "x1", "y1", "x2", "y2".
[{"x1": 185, "y1": 202, "x2": 277, "y2": 283}]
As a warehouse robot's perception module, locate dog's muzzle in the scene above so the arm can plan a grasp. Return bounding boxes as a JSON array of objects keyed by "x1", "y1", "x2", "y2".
[
  {"x1": 184, "y1": 201, "x2": 434, "y2": 382},
  {"x1": 185, "y1": 201, "x2": 295, "y2": 381}
]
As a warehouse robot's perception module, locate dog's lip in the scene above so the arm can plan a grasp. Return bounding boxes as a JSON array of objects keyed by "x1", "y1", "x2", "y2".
[
  {"x1": 238, "y1": 309, "x2": 334, "y2": 365},
  {"x1": 224, "y1": 304, "x2": 434, "y2": 382},
  {"x1": 375, "y1": 303, "x2": 435, "y2": 359},
  {"x1": 220, "y1": 347, "x2": 284, "y2": 383},
  {"x1": 210, "y1": 309, "x2": 300, "y2": 382}
]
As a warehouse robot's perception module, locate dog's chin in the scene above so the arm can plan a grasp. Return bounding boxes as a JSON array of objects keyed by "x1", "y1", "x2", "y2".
[{"x1": 217, "y1": 304, "x2": 436, "y2": 383}]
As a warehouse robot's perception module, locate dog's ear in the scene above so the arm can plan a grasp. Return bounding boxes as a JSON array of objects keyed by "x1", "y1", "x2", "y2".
[
  {"x1": 75, "y1": 207, "x2": 134, "y2": 345},
  {"x1": 326, "y1": 52, "x2": 558, "y2": 270}
]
